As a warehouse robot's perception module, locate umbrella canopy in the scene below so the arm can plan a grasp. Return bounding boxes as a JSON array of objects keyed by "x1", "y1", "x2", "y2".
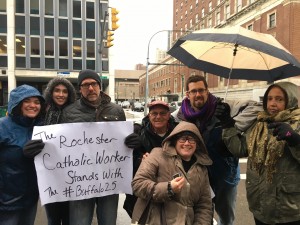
[{"x1": 167, "y1": 26, "x2": 300, "y2": 82}]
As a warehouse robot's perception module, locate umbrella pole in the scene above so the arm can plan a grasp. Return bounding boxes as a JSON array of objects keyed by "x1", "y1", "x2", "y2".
[{"x1": 224, "y1": 44, "x2": 238, "y2": 102}]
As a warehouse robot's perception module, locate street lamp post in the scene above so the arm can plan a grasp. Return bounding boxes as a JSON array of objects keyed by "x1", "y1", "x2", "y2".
[{"x1": 144, "y1": 29, "x2": 182, "y2": 116}]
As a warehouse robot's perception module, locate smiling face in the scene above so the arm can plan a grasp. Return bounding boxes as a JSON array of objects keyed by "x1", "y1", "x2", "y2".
[
  {"x1": 21, "y1": 97, "x2": 41, "y2": 118},
  {"x1": 79, "y1": 78, "x2": 101, "y2": 103},
  {"x1": 186, "y1": 81, "x2": 209, "y2": 110},
  {"x1": 52, "y1": 84, "x2": 69, "y2": 106},
  {"x1": 175, "y1": 135, "x2": 197, "y2": 161},
  {"x1": 266, "y1": 86, "x2": 286, "y2": 115},
  {"x1": 148, "y1": 105, "x2": 170, "y2": 134}
]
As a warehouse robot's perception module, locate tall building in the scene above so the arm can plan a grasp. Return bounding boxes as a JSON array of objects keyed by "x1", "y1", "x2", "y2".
[
  {"x1": 140, "y1": 0, "x2": 300, "y2": 102},
  {"x1": 0, "y1": 0, "x2": 114, "y2": 106}
]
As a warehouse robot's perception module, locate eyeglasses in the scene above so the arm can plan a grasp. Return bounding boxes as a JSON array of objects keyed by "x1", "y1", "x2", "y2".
[
  {"x1": 80, "y1": 82, "x2": 99, "y2": 89},
  {"x1": 187, "y1": 88, "x2": 207, "y2": 95},
  {"x1": 177, "y1": 136, "x2": 196, "y2": 144},
  {"x1": 149, "y1": 111, "x2": 169, "y2": 117}
]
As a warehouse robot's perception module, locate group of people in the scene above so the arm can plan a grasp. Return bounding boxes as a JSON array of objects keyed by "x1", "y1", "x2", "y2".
[
  {"x1": 124, "y1": 75, "x2": 300, "y2": 225},
  {"x1": 0, "y1": 69, "x2": 125, "y2": 225},
  {"x1": 1, "y1": 70, "x2": 300, "y2": 225}
]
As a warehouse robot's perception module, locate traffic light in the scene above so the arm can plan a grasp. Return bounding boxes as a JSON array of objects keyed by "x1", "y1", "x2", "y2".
[
  {"x1": 105, "y1": 31, "x2": 114, "y2": 48},
  {"x1": 111, "y1": 8, "x2": 119, "y2": 31}
]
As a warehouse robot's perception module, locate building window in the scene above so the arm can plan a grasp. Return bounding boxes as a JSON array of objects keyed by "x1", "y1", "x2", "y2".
[
  {"x1": 31, "y1": 37, "x2": 40, "y2": 55},
  {"x1": 0, "y1": 56, "x2": 7, "y2": 67},
  {"x1": 180, "y1": 15, "x2": 183, "y2": 22},
  {"x1": 236, "y1": 0, "x2": 242, "y2": 12},
  {"x1": 45, "y1": 0, "x2": 53, "y2": 16},
  {"x1": 86, "y1": 2, "x2": 95, "y2": 19},
  {"x1": 0, "y1": 1, "x2": 6, "y2": 12},
  {"x1": 30, "y1": 0, "x2": 39, "y2": 15},
  {"x1": 59, "y1": 19, "x2": 68, "y2": 37},
  {"x1": 208, "y1": 18, "x2": 212, "y2": 28},
  {"x1": 190, "y1": 5, "x2": 193, "y2": 13},
  {"x1": 15, "y1": 16, "x2": 25, "y2": 34},
  {"x1": 15, "y1": 0, "x2": 24, "y2": 14},
  {"x1": 0, "y1": 15, "x2": 7, "y2": 33},
  {"x1": 196, "y1": 0, "x2": 198, "y2": 7},
  {"x1": 73, "y1": 59, "x2": 82, "y2": 70},
  {"x1": 73, "y1": 1, "x2": 81, "y2": 18},
  {"x1": 185, "y1": 11, "x2": 187, "y2": 18},
  {"x1": 190, "y1": 19, "x2": 193, "y2": 28},
  {"x1": 87, "y1": 41, "x2": 95, "y2": 58},
  {"x1": 225, "y1": 5, "x2": 230, "y2": 19},
  {"x1": 268, "y1": 12, "x2": 276, "y2": 28},
  {"x1": 30, "y1": 17, "x2": 40, "y2": 35},
  {"x1": 59, "y1": 59, "x2": 68, "y2": 70},
  {"x1": 247, "y1": 24, "x2": 253, "y2": 30},
  {"x1": 45, "y1": 58, "x2": 54, "y2": 69},
  {"x1": 0, "y1": 35, "x2": 7, "y2": 54},
  {"x1": 16, "y1": 56, "x2": 26, "y2": 68},
  {"x1": 86, "y1": 21, "x2": 95, "y2": 39},
  {"x1": 195, "y1": 14, "x2": 199, "y2": 23},
  {"x1": 202, "y1": 8, "x2": 205, "y2": 17},
  {"x1": 30, "y1": 57, "x2": 40, "y2": 68},
  {"x1": 209, "y1": 2, "x2": 212, "y2": 12},
  {"x1": 59, "y1": 0, "x2": 68, "y2": 17},
  {"x1": 45, "y1": 38, "x2": 54, "y2": 56},
  {"x1": 59, "y1": 39, "x2": 68, "y2": 57},
  {"x1": 73, "y1": 40, "x2": 81, "y2": 58},
  {"x1": 216, "y1": 12, "x2": 220, "y2": 25},
  {"x1": 16, "y1": 36, "x2": 25, "y2": 55},
  {"x1": 86, "y1": 60, "x2": 95, "y2": 70},
  {"x1": 45, "y1": 18, "x2": 54, "y2": 36},
  {"x1": 73, "y1": 20, "x2": 82, "y2": 38}
]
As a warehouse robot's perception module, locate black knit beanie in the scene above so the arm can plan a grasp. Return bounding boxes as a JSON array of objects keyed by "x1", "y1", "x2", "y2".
[{"x1": 78, "y1": 69, "x2": 101, "y2": 86}]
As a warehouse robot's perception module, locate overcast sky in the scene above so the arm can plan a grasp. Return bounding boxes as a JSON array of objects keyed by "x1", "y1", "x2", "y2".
[{"x1": 110, "y1": 0, "x2": 173, "y2": 70}]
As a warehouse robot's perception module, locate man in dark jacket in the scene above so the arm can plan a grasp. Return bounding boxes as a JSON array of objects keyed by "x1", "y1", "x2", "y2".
[
  {"x1": 172, "y1": 75, "x2": 240, "y2": 225},
  {"x1": 124, "y1": 100, "x2": 178, "y2": 217},
  {"x1": 60, "y1": 69, "x2": 126, "y2": 225}
]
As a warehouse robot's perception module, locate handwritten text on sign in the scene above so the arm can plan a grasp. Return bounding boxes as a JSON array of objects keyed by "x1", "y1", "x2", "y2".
[{"x1": 32, "y1": 121, "x2": 133, "y2": 206}]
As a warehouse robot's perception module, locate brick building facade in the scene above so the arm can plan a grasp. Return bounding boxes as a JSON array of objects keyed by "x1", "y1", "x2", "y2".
[{"x1": 139, "y1": 0, "x2": 300, "y2": 103}]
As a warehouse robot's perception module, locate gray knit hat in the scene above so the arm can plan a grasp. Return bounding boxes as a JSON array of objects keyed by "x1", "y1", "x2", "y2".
[{"x1": 78, "y1": 69, "x2": 101, "y2": 86}]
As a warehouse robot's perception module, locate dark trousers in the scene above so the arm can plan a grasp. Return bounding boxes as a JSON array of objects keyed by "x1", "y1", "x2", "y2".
[
  {"x1": 45, "y1": 202, "x2": 69, "y2": 225},
  {"x1": 254, "y1": 217, "x2": 300, "y2": 225}
]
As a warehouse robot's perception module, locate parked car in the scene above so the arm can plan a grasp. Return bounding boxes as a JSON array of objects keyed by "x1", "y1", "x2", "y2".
[
  {"x1": 132, "y1": 102, "x2": 144, "y2": 112},
  {"x1": 121, "y1": 101, "x2": 131, "y2": 109},
  {"x1": 169, "y1": 101, "x2": 182, "y2": 113}
]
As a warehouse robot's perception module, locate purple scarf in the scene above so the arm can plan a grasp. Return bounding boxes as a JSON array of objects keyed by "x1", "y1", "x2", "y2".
[{"x1": 181, "y1": 93, "x2": 217, "y2": 130}]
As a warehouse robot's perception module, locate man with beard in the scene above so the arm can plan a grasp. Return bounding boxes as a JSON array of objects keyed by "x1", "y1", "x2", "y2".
[
  {"x1": 172, "y1": 75, "x2": 240, "y2": 225},
  {"x1": 60, "y1": 69, "x2": 126, "y2": 225}
]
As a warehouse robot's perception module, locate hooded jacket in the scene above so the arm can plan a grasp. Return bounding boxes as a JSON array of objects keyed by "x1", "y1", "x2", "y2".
[
  {"x1": 43, "y1": 77, "x2": 77, "y2": 125},
  {"x1": 0, "y1": 85, "x2": 44, "y2": 211},
  {"x1": 132, "y1": 121, "x2": 213, "y2": 225},
  {"x1": 223, "y1": 82, "x2": 300, "y2": 224}
]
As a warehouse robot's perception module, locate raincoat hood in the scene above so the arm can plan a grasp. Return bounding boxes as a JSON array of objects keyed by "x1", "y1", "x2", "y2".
[
  {"x1": 8, "y1": 84, "x2": 44, "y2": 115},
  {"x1": 263, "y1": 82, "x2": 299, "y2": 111},
  {"x1": 43, "y1": 77, "x2": 77, "y2": 105},
  {"x1": 162, "y1": 121, "x2": 212, "y2": 165}
]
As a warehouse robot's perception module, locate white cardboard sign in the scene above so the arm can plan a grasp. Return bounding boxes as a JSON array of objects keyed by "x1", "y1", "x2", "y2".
[{"x1": 32, "y1": 121, "x2": 133, "y2": 205}]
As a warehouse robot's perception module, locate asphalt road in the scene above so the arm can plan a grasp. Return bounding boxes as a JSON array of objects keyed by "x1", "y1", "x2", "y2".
[{"x1": 34, "y1": 110, "x2": 255, "y2": 225}]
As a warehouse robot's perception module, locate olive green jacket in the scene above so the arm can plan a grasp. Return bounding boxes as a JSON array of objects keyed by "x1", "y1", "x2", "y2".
[{"x1": 222, "y1": 82, "x2": 300, "y2": 224}]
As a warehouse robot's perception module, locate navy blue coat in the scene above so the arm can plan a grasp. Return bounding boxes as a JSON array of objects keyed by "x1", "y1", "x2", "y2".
[{"x1": 0, "y1": 85, "x2": 44, "y2": 211}]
